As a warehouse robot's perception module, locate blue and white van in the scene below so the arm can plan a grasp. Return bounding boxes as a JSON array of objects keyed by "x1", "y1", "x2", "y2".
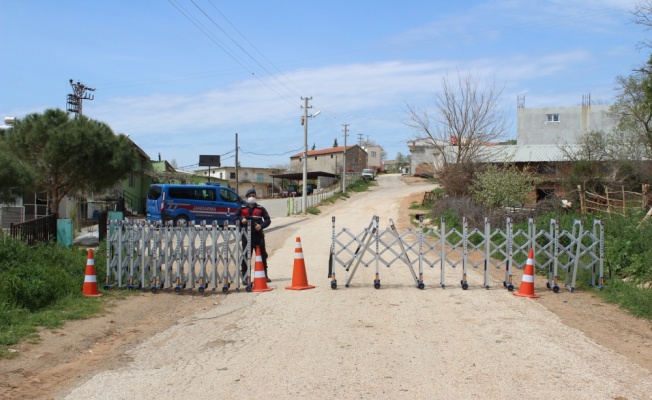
[{"x1": 146, "y1": 183, "x2": 245, "y2": 225}]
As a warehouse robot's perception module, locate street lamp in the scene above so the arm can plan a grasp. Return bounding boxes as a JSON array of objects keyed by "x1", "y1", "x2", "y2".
[{"x1": 301, "y1": 97, "x2": 320, "y2": 215}]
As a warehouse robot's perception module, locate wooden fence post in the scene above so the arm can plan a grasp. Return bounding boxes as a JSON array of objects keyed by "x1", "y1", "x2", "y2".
[
  {"x1": 578, "y1": 184, "x2": 585, "y2": 215},
  {"x1": 622, "y1": 185, "x2": 626, "y2": 217}
]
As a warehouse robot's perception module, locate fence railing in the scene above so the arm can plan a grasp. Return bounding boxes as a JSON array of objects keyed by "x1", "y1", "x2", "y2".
[
  {"x1": 10, "y1": 214, "x2": 57, "y2": 246},
  {"x1": 579, "y1": 184, "x2": 651, "y2": 216}
]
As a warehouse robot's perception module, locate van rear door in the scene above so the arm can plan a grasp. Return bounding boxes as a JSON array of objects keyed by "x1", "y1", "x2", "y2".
[{"x1": 146, "y1": 185, "x2": 163, "y2": 221}]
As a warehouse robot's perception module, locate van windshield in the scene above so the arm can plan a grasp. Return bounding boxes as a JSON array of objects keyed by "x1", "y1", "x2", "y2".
[{"x1": 147, "y1": 186, "x2": 162, "y2": 200}]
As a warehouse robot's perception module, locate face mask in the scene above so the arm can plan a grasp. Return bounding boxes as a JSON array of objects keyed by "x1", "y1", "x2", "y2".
[{"x1": 247, "y1": 197, "x2": 256, "y2": 204}]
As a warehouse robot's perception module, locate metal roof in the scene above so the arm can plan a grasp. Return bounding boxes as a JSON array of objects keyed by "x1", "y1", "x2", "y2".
[{"x1": 484, "y1": 145, "x2": 575, "y2": 163}]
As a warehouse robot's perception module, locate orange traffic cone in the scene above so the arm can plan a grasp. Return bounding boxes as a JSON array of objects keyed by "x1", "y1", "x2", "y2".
[
  {"x1": 83, "y1": 249, "x2": 103, "y2": 297},
  {"x1": 514, "y1": 248, "x2": 539, "y2": 299},
  {"x1": 251, "y1": 246, "x2": 273, "y2": 292},
  {"x1": 286, "y1": 237, "x2": 315, "y2": 290}
]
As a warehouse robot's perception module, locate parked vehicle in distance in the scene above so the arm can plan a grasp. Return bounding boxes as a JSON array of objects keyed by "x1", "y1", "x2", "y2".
[
  {"x1": 146, "y1": 183, "x2": 245, "y2": 225},
  {"x1": 280, "y1": 183, "x2": 315, "y2": 197},
  {"x1": 362, "y1": 168, "x2": 375, "y2": 181}
]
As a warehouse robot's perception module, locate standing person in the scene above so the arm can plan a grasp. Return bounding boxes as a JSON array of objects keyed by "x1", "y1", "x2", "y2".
[{"x1": 237, "y1": 188, "x2": 272, "y2": 282}]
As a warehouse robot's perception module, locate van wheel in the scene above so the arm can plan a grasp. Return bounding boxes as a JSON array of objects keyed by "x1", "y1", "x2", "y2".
[{"x1": 174, "y1": 215, "x2": 189, "y2": 226}]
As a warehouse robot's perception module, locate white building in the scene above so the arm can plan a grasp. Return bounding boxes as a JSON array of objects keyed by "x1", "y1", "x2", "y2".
[{"x1": 517, "y1": 103, "x2": 615, "y2": 146}]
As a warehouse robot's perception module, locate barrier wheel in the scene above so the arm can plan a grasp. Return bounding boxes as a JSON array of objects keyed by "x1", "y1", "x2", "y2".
[
  {"x1": 174, "y1": 286, "x2": 181, "y2": 293},
  {"x1": 198, "y1": 287, "x2": 204, "y2": 293},
  {"x1": 553, "y1": 285, "x2": 560, "y2": 293},
  {"x1": 222, "y1": 286, "x2": 229, "y2": 293},
  {"x1": 151, "y1": 287, "x2": 157, "y2": 293},
  {"x1": 507, "y1": 284, "x2": 514, "y2": 292},
  {"x1": 104, "y1": 285, "x2": 110, "y2": 290},
  {"x1": 245, "y1": 284, "x2": 252, "y2": 292},
  {"x1": 374, "y1": 282, "x2": 380, "y2": 289},
  {"x1": 462, "y1": 282, "x2": 469, "y2": 290},
  {"x1": 331, "y1": 281, "x2": 337, "y2": 290},
  {"x1": 417, "y1": 282, "x2": 425, "y2": 290}
]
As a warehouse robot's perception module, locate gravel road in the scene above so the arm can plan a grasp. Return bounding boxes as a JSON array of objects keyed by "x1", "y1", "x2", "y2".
[{"x1": 65, "y1": 174, "x2": 652, "y2": 400}]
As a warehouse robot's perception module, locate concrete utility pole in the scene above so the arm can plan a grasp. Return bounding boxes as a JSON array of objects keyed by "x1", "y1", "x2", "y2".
[
  {"x1": 66, "y1": 79, "x2": 95, "y2": 117},
  {"x1": 235, "y1": 133, "x2": 239, "y2": 196},
  {"x1": 342, "y1": 124, "x2": 348, "y2": 193},
  {"x1": 301, "y1": 97, "x2": 312, "y2": 215}
]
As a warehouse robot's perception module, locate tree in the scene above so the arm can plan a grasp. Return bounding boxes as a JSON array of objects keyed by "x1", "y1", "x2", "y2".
[
  {"x1": 609, "y1": 55, "x2": 652, "y2": 159},
  {"x1": 471, "y1": 164, "x2": 537, "y2": 209},
  {"x1": 395, "y1": 152, "x2": 408, "y2": 171},
  {"x1": 632, "y1": 0, "x2": 652, "y2": 50},
  {"x1": 0, "y1": 145, "x2": 34, "y2": 204},
  {"x1": 5, "y1": 109, "x2": 139, "y2": 215},
  {"x1": 405, "y1": 72, "x2": 509, "y2": 172}
]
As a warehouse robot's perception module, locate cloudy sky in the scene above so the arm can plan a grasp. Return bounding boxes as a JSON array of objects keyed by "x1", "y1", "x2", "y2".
[{"x1": 0, "y1": 0, "x2": 647, "y2": 170}]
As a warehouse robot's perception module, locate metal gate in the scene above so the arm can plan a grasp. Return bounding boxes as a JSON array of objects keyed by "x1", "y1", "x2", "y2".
[
  {"x1": 104, "y1": 220, "x2": 253, "y2": 293},
  {"x1": 329, "y1": 215, "x2": 603, "y2": 292}
]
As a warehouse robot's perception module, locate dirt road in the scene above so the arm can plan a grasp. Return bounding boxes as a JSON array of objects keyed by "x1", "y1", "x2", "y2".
[{"x1": 3, "y1": 174, "x2": 652, "y2": 399}]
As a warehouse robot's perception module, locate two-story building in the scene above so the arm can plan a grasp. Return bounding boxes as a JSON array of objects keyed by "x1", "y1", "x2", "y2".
[
  {"x1": 194, "y1": 166, "x2": 283, "y2": 199},
  {"x1": 289, "y1": 145, "x2": 368, "y2": 174},
  {"x1": 363, "y1": 145, "x2": 383, "y2": 172}
]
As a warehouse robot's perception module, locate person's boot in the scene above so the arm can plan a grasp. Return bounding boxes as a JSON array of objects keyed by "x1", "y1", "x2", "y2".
[{"x1": 265, "y1": 267, "x2": 271, "y2": 282}]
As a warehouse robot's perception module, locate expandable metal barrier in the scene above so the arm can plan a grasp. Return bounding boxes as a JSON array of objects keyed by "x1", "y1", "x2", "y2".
[
  {"x1": 329, "y1": 215, "x2": 604, "y2": 292},
  {"x1": 104, "y1": 220, "x2": 254, "y2": 293}
]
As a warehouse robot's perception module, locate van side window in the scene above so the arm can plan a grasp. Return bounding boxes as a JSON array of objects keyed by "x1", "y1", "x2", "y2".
[
  {"x1": 201, "y1": 189, "x2": 216, "y2": 201},
  {"x1": 220, "y1": 188, "x2": 239, "y2": 203}
]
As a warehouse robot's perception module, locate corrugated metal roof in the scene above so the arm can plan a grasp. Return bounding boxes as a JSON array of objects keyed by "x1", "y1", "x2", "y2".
[{"x1": 484, "y1": 145, "x2": 575, "y2": 163}]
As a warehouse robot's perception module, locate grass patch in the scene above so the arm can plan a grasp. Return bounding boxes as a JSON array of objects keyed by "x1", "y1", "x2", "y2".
[
  {"x1": 596, "y1": 279, "x2": 652, "y2": 320},
  {"x1": 0, "y1": 236, "x2": 128, "y2": 358}
]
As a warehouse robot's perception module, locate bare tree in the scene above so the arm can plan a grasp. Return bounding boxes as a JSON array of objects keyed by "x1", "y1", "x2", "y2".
[
  {"x1": 632, "y1": 0, "x2": 652, "y2": 50},
  {"x1": 405, "y1": 71, "x2": 509, "y2": 174}
]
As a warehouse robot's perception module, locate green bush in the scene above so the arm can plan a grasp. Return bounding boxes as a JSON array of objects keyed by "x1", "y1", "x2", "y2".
[{"x1": 0, "y1": 241, "x2": 87, "y2": 312}]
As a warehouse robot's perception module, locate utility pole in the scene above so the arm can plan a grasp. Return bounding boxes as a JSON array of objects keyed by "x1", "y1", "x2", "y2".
[
  {"x1": 66, "y1": 79, "x2": 95, "y2": 118},
  {"x1": 357, "y1": 133, "x2": 364, "y2": 171},
  {"x1": 301, "y1": 97, "x2": 313, "y2": 215},
  {"x1": 342, "y1": 124, "x2": 348, "y2": 193},
  {"x1": 235, "y1": 133, "x2": 239, "y2": 196}
]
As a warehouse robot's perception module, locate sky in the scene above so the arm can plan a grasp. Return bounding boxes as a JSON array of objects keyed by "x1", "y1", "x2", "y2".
[{"x1": 0, "y1": 0, "x2": 648, "y2": 171}]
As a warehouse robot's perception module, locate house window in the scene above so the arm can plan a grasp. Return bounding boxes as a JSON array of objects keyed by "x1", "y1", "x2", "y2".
[
  {"x1": 315, "y1": 156, "x2": 318, "y2": 160},
  {"x1": 129, "y1": 172, "x2": 135, "y2": 188},
  {"x1": 331, "y1": 154, "x2": 333, "y2": 158},
  {"x1": 229, "y1": 172, "x2": 236, "y2": 179},
  {"x1": 546, "y1": 114, "x2": 559, "y2": 123},
  {"x1": 371, "y1": 151, "x2": 377, "y2": 158},
  {"x1": 257, "y1": 173, "x2": 263, "y2": 183}
]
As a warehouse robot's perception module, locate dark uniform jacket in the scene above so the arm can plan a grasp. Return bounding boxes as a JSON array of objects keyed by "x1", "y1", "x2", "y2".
[{"x1": 236, "y1": 203, "x2": 271, "y2": 244}]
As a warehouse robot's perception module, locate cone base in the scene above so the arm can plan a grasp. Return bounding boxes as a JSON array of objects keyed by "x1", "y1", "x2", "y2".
[
  {"x1": 514, "y1": 291, "x2": 539, "y2": 298},
  {"x1": 83, "y1": 293, "x2": 103, "y2": 297},
  {"x1": 252, "y1": 286, "x2": 274, "y2": 292},
  {"x1": 285, "y1": 284, "x2": 315, "y2": 290}
]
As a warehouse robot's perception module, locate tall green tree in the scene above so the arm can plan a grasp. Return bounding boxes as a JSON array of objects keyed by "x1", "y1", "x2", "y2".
[
  {"x1": 4, "y1": 109, "x2": 139, "y2": 215},
  {"x1": 0, "y1": 143, "x2": 34, "y2": 204}
]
